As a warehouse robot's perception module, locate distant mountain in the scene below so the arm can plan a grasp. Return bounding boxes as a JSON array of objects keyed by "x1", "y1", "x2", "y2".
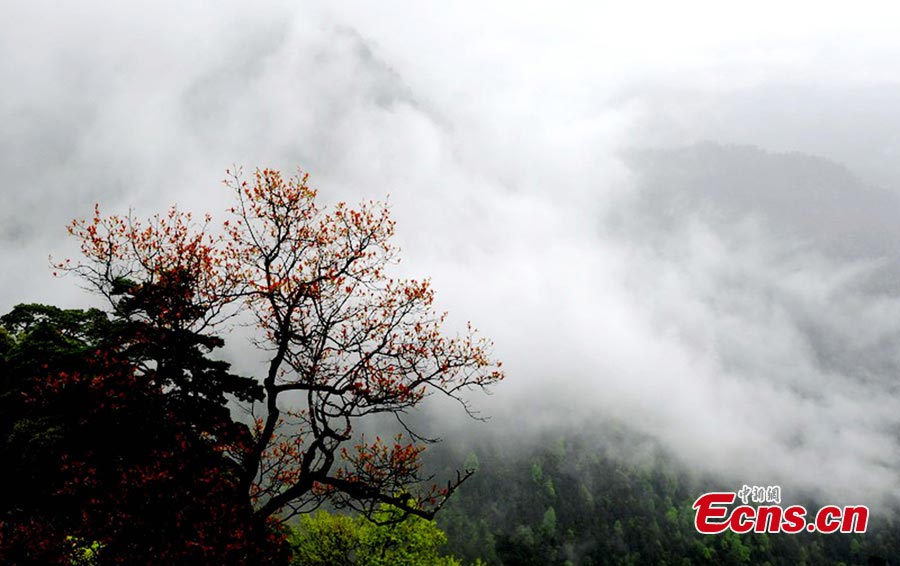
[{"x1": 620, "y1": 143, "x2": 900, "y2": 271}]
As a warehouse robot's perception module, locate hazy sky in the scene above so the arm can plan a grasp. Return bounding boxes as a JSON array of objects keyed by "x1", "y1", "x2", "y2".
[{"x1": 4, "y1": 1, "x2": 900, "y2": 510}]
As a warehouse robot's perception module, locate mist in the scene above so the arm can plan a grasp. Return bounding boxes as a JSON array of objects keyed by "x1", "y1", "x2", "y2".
[{"x1": 4, "y1": 1, "x2": 900, "y2": 512}]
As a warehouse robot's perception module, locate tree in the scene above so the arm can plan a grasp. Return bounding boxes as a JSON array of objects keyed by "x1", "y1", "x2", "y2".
[
  {"x1": 0, "y1": 301, "x2": 282, "y2": 565},
  {"x1": 289, "y1": 506, "x2": 461, "y2": 566},
  {"x1": 60, "y1": 168, "x2": 503, "y2": 531}
]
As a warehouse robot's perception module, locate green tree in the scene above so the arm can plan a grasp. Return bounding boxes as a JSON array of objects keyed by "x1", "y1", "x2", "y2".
[{"x1": 289, "y1": 506, "x2": 461, "y2": 566}]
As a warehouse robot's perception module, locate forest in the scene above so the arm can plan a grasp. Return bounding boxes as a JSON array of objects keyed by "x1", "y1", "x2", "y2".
[{"x1": 432, "y1": 432, "x2": 899, "y2": 565}]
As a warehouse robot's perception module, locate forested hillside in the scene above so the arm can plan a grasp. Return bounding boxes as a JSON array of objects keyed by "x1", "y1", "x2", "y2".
[{"x1": 431, "y1": 431, "x2": 899, "y2": 566}]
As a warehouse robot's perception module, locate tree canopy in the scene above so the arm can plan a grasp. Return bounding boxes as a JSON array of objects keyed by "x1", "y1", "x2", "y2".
[
  {"x1": 0, "y1": 167, "x2": 503, "y2": 563},
  {"x1": 0, "y1": 301, "x2": 277, "y2": 564},
  {"x1": 289, "y1": 505, "x2": 461, "y2": 566}
]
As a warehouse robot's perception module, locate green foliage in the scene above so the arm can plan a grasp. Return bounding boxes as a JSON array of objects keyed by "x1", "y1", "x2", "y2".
[
  {"x1": 541, "y1": 507, "x2": 557, "y2": 537},
  {"x1": 66, "y1": 536, "x2": 103, "y2": 566},
  {"x1": 289, "y1": 512, "x2": 358, "y2": 566},
  {"x1": 530, "y1": 462, "x2": 543, "y2": 484},
  {"x1": 431, "y1": 433, "x2": 899, "y2": 566},
  {"x1": 289, "y1": 506, "x2": 461, "y2": 566},
  {"x1": 464, "y1": 452, "x2": 480, "y2": 473}
]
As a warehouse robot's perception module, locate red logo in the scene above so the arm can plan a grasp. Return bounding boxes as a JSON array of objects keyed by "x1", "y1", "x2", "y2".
[{"x1": 693, "y1": 487, "x2": 868, "y2": 534}]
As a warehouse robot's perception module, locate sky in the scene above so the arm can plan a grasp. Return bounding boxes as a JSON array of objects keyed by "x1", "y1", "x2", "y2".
[{"x1": 4, "y1": 1, "x2": 900, "y2": 510}]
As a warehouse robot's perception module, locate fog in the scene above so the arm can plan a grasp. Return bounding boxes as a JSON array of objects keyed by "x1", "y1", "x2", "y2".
[{"x1": 4, "y1": 1, "x2": 900, "y2": 510}]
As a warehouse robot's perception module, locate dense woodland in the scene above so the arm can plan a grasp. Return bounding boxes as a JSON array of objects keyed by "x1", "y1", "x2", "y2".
[{"x1": 430, "y1": 433, "x2": 899, "y2": 565}]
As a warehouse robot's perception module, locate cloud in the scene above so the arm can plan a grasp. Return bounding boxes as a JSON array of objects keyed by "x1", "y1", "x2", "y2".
[{"x1": 4, "y1": 1, "x2": 900, "y2": 509}]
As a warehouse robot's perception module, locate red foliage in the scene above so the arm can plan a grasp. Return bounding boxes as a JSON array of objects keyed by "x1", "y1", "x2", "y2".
[
  {"x1": 1, "y1": 346, "x2": 287, "y2": 564},
  {"x1": 57, "y1": 167, "x2": 503, "y2": 535}
]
